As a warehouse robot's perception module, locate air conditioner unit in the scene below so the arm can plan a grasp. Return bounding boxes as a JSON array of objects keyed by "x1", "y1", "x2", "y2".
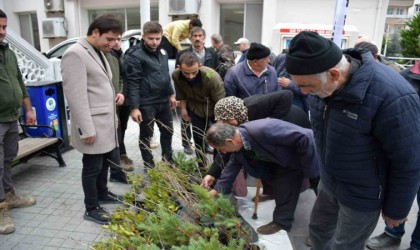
[
  {"x1": 44, "y1": 0, "x2": 64, "y2": 12},
  {"x1": 168, "y1": 0, "x2": 199, "y2": 15},
  {"x1": 42, "y1": 18, "x2": 67, "y2": 38}
]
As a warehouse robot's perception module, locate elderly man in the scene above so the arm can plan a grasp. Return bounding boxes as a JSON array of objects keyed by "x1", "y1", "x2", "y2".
[
  {"x1": 172, "y1": 52, "x2": 225, "y2": 171},
  {"x1": 224, "y1": 43, "x2": 280, "y2": 99},
  {"x1": 207, "y1": 118, "x2": 320, "y2": 235},
  {"x1": 234, "y1": 37, "x2": 250, "y2": 63},
  {"x1": 285, "y1": 31, "x2": 420, "y2": 249}
]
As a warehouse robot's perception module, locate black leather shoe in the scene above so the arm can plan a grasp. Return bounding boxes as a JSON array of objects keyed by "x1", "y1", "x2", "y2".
[
  {"x1": 366, "y1": 232, "x2": 401, "y2": 250},
  {"x1": 98, "y1": 191, "x2": 123, "y2": 204},
  {"x1": 256, "y1": 221, "x2": 288, "y2": 235},
  {"x1": 84, "y1": 206, "x2": 110, "y2": 225},
  {"x1": 109, "y1": 175, "x2": 129, "y2": 184}
]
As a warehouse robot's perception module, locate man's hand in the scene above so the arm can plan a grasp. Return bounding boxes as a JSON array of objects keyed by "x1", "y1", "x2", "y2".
[
  {"x1": 83, "y1": 135, "x2": 96, "y2": 144},
  {"x1": 382, "y1": 213, "x2": 407, "y2": 229},
  {"x1": 201, "y1": 175, "x2": 215, "y2": 188},
  {"x1": 169, "y1": 95, "x2": 177, "y2": 110},
  {"x1": 209, "y1": 189, "x2": 218, "y2": 197},
  {"x1": 181, "y1": 108, "x2": 190, "y2": 122},
  {"x1": 278, "y1": 77, "x2": 291, "y2": 88},
  {"x1": 25, "y1": 109, "x2": 36, "y2": 125},
  {"x1": 115, "y1": 93, "x2": 125, "y2": 106},
  {"x1": 130, "y1": 109, "x2": 142, "y2": 123}
]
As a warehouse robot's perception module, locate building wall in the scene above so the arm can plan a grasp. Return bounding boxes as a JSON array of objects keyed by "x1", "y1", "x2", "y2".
[{"x1": 3, "y1": 0, "x2": 388, "y2": 55}]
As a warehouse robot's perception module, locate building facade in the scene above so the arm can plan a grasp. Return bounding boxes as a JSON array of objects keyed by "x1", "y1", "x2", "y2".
[{"x1": 2, "y1": 0, "x2": 389, "y2": 55}]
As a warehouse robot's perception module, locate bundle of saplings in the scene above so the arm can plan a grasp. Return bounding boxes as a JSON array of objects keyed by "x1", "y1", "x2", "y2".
[{"x1": 92, "y1": 153, "x2": 259, "y2": 249}]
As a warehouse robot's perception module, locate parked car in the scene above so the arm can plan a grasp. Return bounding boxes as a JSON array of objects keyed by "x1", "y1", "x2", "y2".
[
  {"x1": 43, "y1": 29, "x2": 142, "y2": 59},
  {"x1": 43, "y1": 29, "x2": 176, "y2": 87}
]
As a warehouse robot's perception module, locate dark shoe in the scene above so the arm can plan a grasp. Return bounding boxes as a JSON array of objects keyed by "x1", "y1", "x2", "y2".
[
  {"x1": 251, "y1": 194, "x2": 274, "y2": 202},
  {"x1": 183, "y1": 147, "x2": 194, "y2": 155},
  {"x1": 366, "y1": 232, "x2": 401, "y2": 250},
  {"x1": 257, "y1": 221, "x2": 287, "y2": 235},
  {"x1": 98, "y1": 191, "x2": 123, "y2": 204},
  {"x1": 109, "y1": 175, "x2": 129, "y2": 184},
  {"x1": 84, "y1": 207, "x2": 110, "y2": 225}
]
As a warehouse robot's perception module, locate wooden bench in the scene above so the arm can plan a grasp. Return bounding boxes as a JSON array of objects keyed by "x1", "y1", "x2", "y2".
[{"x1": 14, "y1": 123, "x2": 66, "y2": 168}]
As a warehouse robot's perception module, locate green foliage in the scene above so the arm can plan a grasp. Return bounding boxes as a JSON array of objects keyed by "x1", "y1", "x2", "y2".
[
  {"x1": 400, "y1": 13, "x2": 420, "y2": 57},
  {"x1": 91, "y1": 157, "x2": 254, "y2": 250},
  {"x1": 387, "y1": 33, "x2": 402, "y2": 57},
  {"x1": 172, "y1": 152, "x2": 197, "y2": 173}
]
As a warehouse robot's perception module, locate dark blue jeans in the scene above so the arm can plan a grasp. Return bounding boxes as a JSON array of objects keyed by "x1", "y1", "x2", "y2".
[
  {"x1": 139, "y1": 103, "x2": 173, "y2": 168},
  {"x1": 385, "y1": 188, "x2": 420, "y2": 249},
  {"x1": 82, "y1": 147, "x2": 119, "y2": 211}
]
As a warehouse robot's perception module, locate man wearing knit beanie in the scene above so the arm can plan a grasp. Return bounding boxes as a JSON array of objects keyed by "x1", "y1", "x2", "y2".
[
  {"x1": 285, "y1": 31, "x2": 420, "y2": 250},
  {"x1": 224, "y1": 42, "x2": 279, "y2": 99}
]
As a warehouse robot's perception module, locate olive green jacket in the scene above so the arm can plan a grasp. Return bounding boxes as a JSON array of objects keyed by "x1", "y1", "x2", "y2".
[
  {"x1": 0, "y1": 43, "x2": 28, "y2": 122},
  {"x1": 172, "y1": 66, "x2": 225, "y2": 119}
]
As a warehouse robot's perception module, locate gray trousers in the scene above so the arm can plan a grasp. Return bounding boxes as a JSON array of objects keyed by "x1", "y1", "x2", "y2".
[
  {"x1": 0, "y1": 122, "x2": 18, "y2": 201},
  {"x1": 309, "y1": 181, "x2": 380, "y2": 250}
]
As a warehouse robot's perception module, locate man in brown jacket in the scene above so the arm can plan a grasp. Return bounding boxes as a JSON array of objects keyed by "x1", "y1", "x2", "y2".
[
  {"x1": 172, "y1": 52, "x2": 225, "y2": 171},
  {"x1": 61, "y1": 14, "x2": 123, "y2": 225}
]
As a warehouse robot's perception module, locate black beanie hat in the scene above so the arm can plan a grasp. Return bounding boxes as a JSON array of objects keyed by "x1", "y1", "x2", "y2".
[
  {"x1": 354, "y1": 42, "x2": 378, "y2": 56},
  {"x1": 285, "y1": 31, "x2": 343, "y2": 75},
  {"x1": 246, "y1": 43, "x2": 271, "y2": 60}
]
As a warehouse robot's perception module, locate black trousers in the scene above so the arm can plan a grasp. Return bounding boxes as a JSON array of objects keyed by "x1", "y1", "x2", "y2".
[
  {"x1": 139, "y1": 103, "x2": 173, "y2": 168},
  {"x1": 189, "y1": 111, "x2": 213, "y2": 169},
  {"x1": 82, "y1": 147, "x2": 119, "y2": 211},
  {"x1": 160, "y1": 36, "x2": 178, "y2": 59},
  {"x1": 270, "y1": 167, "x2": 303, "y2": 231},
  {"x1": 118, "y1": 105, "x2": 131, "y2": 155}
]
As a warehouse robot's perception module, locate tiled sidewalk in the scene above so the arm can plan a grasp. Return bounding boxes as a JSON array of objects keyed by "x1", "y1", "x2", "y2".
[{"x1": 0, "y1": 118, "x2": 417, "y2": 249}]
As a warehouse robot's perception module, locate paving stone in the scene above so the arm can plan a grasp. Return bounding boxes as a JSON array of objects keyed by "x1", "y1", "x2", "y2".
[
  {"x1": 0, "y1": 241, "x2": 18, "y2": 250},
  {"x1": 13, "y1": 242, "x2": 44, "y2": 250}
]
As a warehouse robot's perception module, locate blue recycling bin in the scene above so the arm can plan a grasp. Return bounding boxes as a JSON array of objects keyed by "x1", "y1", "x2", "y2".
[{"x1": 24, "y1": 80, "x2": 70, "y2": 150}]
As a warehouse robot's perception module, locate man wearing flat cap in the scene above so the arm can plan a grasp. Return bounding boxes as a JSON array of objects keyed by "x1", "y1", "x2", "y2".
[
  {"x1": 224, "y1": 42, "x2": 280, "y2": 99},
  {"x1": 354, "y1": 41, "x2": 401, "y2": 72},
  {"x1": 285, "y1": 31, "x2": 420, "y2": 249}
]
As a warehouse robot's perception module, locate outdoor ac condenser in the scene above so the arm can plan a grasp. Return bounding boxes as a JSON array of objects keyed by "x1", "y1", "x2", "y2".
[
  {"x1": 42, "y1": 18, "x2": 67, "y2": 38},
  {"x1": 168, "y1": 0, "x2": 199, "y2": 15},
  {"x1": 44, "y1": 0, "x2": 64, "y2": 12}
]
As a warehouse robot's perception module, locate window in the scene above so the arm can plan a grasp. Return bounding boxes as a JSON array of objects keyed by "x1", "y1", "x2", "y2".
[
  {"x1": 416, "y1": 5, "x2": 420, "y2": 12},
  {"x1": 88, "y1": 7, "x2": 159, "y2": 31},
  {"x1": 18, "y1": 12, "x2": 40, "y2": 51},
  {"x1": 396, "y1": 8, "x2": 404, "y2": 15},
  {"x1": 387, "y1": 8, "x2": 393, "y2": 15},
  {"x1": 220, "y1": 2, "x2": 263, "y2": 47},
  {"x1": 220, "y1": 4, "x2": 244, "y2": 47}
]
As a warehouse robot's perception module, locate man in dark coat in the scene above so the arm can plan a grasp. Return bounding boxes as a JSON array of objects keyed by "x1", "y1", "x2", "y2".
[
  {"x1": 285, "y1": 31, "x2": 420, "y2": 249},
  {"x1": 367, "y1": 61, "x2": 420, "y2": 250},
  {"x1": 124, "y1": 21, "x2": 177, "y2": 169},
  {"x1": 202, "y1": 91, "x2": 314, "y2": 198},
  {"x1": 207, "y1": 118, "x2": 320, "y2": 235}
]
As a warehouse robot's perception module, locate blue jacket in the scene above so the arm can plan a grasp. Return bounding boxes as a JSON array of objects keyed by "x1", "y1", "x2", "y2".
[
  {"x1": 224, "y1": 61, "x2": 280, "y2": 99},
  {"x1": 310, "y1": 50, "x2": 420, "y2": 219},
  {"x1": 214, "y1": 118, "x2": 320, "y2": 194}
]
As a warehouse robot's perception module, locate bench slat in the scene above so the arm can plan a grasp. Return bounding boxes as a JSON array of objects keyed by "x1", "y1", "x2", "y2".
[{"x1": 15, "y1": 138, "x2": 59, "y2": 160}]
